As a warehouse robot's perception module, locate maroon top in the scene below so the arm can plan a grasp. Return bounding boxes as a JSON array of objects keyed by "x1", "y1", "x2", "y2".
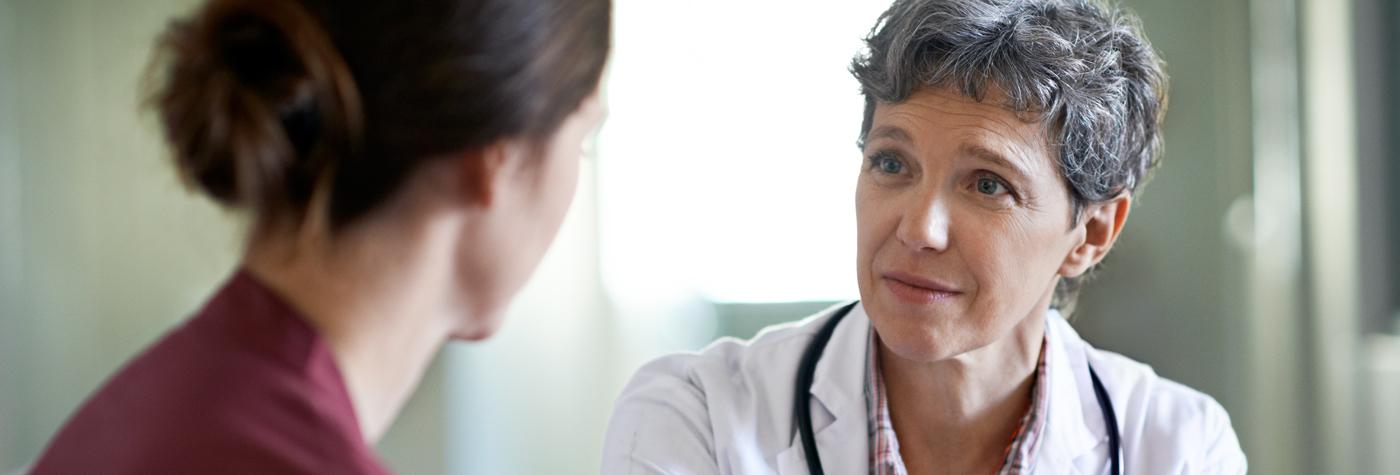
[{"x1": 31, "y1": 270, "x2": 390, "y2": 474}]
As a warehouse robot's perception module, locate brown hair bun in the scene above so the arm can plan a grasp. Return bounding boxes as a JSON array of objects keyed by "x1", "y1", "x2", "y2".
[
  {"x1": 150, "y1": 0, "x2": 610, "y2": 232},
  {"x1": 152, "y1": 0, "x2": 361, "y2": 219}
]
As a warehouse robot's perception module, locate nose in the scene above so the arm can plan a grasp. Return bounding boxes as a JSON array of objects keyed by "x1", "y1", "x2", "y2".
[{"x1": 895, "y1": 188, "x2": 950, "y2": 253}]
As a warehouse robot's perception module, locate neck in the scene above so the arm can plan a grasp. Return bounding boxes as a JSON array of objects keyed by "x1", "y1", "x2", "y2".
[
  {"x1": 244, "y1": 206, "x2": 466, "y2": 444},
  {"x1": 879, "y1": 310, "x2": 1046, "y2": 473}
]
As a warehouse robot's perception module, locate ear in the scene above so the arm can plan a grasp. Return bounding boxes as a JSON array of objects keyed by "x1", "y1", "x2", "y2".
[
  {"x1": 1059, "y1": 193, "x2": 1132, "y2": 278},
  {"x1": 456, "y1": 139, "x2": 522, "y2": 208}
]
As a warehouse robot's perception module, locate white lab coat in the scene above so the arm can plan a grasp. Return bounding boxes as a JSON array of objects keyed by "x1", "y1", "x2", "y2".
[{"x1": 601, "y1": 302, "x2": 1247, "y2": 474}]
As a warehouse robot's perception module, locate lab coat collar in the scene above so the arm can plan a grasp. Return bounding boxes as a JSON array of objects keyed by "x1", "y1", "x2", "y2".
[
  {"x1": 1037, "y1": 309, "x2": 1111, "y2": 474},
  {"x1": 777, "y1": 302, "x2": 872, "y2": 474}
]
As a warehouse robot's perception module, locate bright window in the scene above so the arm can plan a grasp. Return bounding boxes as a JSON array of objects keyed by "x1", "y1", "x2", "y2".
[{"x1": 597, "y1": 0, "x2": 890, "y2": 304}]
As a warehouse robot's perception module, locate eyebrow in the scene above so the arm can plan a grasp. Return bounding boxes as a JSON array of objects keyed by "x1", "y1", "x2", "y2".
[
  {"x1": 962, "y1": 143, "x2": 1032, "y2": 182},
  {"x1": 868, "y1": 124, "x2": 1034, "y2": 181},
  {"x1": 866, "y1": 125, "x2": 913, "y2": 144}
]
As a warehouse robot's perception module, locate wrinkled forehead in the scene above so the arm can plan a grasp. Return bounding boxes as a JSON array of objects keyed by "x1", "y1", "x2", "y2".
[
  {"x1": 862, "y1": 82, "x2": 1056, "y2": 141},
  {"x1": 866, "y1": 87, "x2": 1058, "y2": 173}
]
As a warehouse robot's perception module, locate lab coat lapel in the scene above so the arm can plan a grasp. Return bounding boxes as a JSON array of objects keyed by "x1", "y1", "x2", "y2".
[
  {"x1": 1035, "y1": 310, "x2": 1111, "y2": 474},
  {"x1": 777, "y1": 303, "x2": 872, "y2": 475}
]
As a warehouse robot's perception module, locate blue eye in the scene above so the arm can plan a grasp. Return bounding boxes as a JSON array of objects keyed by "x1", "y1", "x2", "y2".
[
  {"x1": 976, "y1": 177, "x2": 1005, "y2": 195},
  {"x1": 875, "y1": 155, "x2": 903, "y2": 174}
]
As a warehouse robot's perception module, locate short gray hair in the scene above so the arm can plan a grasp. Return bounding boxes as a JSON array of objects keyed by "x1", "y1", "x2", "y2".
[{"x1": 850, "y1": 0, "x2": 1169, "y2": 312}]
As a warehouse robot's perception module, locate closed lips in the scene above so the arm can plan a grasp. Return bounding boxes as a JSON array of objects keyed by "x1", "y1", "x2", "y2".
[{"x1": 881, "y1": 271, "x2": 961, "y2": 303}]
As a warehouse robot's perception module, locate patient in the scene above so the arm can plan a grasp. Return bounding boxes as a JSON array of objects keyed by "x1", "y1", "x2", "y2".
[{"x1": 31, "y1": 0, "x2": 608, "y2": 472}]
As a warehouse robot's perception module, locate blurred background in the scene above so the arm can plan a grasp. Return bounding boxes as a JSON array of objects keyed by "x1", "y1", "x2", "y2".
[{"x1": 1, "y1": 0, "x2": 1397, "y2": 473}]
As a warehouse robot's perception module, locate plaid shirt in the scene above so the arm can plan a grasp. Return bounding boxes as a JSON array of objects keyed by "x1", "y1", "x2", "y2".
[{"x1": 866, "y1": 329, "x2": 1051, "y2": 475}]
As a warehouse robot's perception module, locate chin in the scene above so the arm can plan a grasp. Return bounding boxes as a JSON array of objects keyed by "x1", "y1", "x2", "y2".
[
  {"x1": 450, "y1": 329, "x2": 496, "y2": 342},
  {"x1": 867, "y1": 299, "x2": 981, "y2": 363},
  {"x1": 878, "y1": 323, "x2": 966, "y2": 363},
  {"x1": 448, "y1": 313, "x2": 505, "y2": 341}
]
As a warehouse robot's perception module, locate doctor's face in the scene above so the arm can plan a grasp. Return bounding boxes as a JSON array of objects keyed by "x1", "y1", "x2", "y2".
[{"x1": 855, "y1": 87, "x2": 1082, "y2": 363}]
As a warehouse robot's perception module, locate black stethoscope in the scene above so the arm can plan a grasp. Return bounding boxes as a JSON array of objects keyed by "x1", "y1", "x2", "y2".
[{"x1": 794, "y1": 302, "x2": 1122, "y2": 475}]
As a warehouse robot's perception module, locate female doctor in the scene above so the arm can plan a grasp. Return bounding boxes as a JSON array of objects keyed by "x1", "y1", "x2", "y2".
[{"x1": 602, "y1": 0, "x2": 1246, "y2": 473}]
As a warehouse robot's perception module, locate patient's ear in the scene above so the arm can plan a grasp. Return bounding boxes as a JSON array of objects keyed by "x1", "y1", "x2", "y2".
[
  {"x1": 455, "y1": 139, "x2": 523, "y2": 208},
  {"x1": 1060, "y1": 194, "x2": 1131, "y2": 278}
]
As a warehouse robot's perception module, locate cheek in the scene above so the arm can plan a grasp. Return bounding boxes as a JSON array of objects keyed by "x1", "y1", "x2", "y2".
[
  {"x1": 854, "y1": 185, "x2": 872, "y2": 251},
  {"x1": 960, "y1": 212, "x2": 1064, "y2": 311},
  {"x1": 545, "y1": 152, "x2": 581, "y2": 222},
  {"x1": 854, "y1": 182, "x2": 892, "y2": 271},
  {"x1": 508, "y1": 147, "x2": 583, "y2": 298},
  {"x1": 536, "y1": 128, "x2": 586, "y2": 236}
]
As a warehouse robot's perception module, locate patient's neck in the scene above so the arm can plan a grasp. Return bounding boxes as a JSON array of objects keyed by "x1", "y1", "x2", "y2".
[
  {"x1": 877, "y1": 311, "x2": 1045, "y2": 474},
  {"x1": 243, "y1": 202, "x2": 467, "y2": 444}
]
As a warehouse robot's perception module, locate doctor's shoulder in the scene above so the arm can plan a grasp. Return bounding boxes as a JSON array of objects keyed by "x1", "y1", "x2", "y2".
[
  {"x1": 601, "y1": 309, "x2": 835, "y2": 474},
  {"x1": 1081, "y1": 345, "x2": 1248, "y2": 474}
]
